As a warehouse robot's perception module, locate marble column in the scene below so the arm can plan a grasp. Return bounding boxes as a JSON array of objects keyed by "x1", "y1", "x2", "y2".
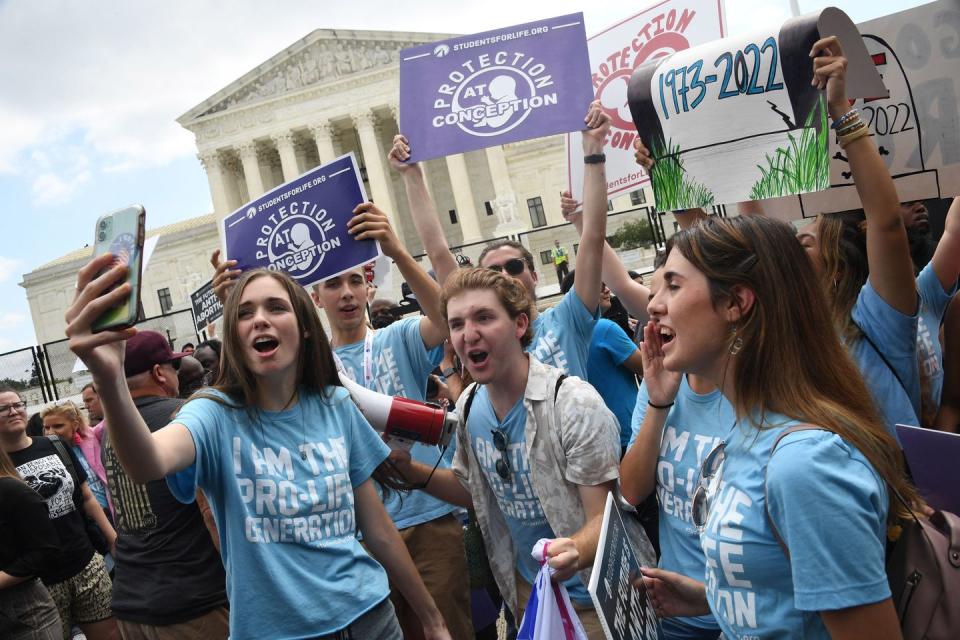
[
  {"x1": 444, "y1": 154, "x2": 482, "y2": 244},
  {"x1": 272, "y1": 132, "x2": 300, "y2": 182},
  {"x1": 352, "y1": 110, "x2": 403, "y2": 235},
  {"x1": 485, "y1": 144, "x2": 523, "y2": 233},
  {"x1": 236, "y1": 142, "x2": 265, "y2": 199},
  {"x1": 198, "y1": 150, "x2": 230, "y2": 217},
  {"x1": 310, "y1": 122, "x2": 338, "y2": 165}
]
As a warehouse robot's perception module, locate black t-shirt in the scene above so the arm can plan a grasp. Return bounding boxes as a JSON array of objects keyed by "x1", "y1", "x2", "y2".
[
  {"x1": 10, "y1": 437, "x2": 95, "y2": 584},
  {"x1": 0, "y1": 476, "x2": 61, "y2": 579},
  {"x1": 104, "y1": 395, "x2": 227, "y2": 624}
]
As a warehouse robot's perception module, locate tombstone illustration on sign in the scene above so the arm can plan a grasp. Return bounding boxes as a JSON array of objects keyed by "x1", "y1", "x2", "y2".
[
  {"x1": 627, "y1": 8, "x2": 886, "y2": 211},
  {"x1": 399, "y1": 13, "x2": 594, "y2": 162},
  {"x1": 567, "y1": 0, "x2": 727, "y2": 200}
]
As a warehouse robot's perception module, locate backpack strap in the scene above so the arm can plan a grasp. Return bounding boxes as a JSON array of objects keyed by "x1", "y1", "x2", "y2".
[
  {"x1": 764, "y1": 424, "x2": 827, "y2": 558},
  {"x1": 554, "y1": 374, "x2": 567, "y2": 402},
  {"x1": 46, "y1": 435, "x2": 83, "y2": 507},
  {"x1": 461, "y1": 382, "x2": 481, "y2": 425}
]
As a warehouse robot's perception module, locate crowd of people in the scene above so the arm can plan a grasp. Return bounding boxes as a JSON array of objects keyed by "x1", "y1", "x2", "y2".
[{"x1": 1, "y1": 36, "x2": 958, "y2": 640}]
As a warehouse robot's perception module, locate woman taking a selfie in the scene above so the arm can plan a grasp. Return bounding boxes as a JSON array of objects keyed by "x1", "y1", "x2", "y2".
[{"x1": 65, "y1": 265, "x2": 451, "y2": 640}]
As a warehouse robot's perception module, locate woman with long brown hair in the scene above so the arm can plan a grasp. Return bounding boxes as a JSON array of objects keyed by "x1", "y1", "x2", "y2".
[
  {"x1": 635, "y1": 38, "x2": 913, "y2": 639},
  {"x1": 0, "y1": 438, "x2": 62, "y2": 640},
  {"x1": 65, "y1": 265, "x2": 451, "y2": 640}
]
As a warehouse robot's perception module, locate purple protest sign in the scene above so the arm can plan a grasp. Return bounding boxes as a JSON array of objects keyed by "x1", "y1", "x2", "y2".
[
  {"x1": 400, "y1": 13, "x2": 594, "y2": 162},
  {"x1": 222, "y1": 153, "x2": 380, "y2": 288}
]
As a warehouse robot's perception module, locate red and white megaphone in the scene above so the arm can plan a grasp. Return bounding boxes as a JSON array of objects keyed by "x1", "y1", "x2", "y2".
[{"x1": 339, "y1": 372, "x2": 457, "y2": 450}]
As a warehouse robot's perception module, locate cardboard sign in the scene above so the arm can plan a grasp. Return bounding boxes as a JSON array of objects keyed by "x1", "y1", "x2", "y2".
[
  {"x1": 567, "y1": 0, "x2": 727, "y2": 200},
  {"x1": 189, "y1": 280, "x2": 223, "y2": 334},
  {"x1": 589, "y1": 492, "x2": 662, "y2": 640},
  {"x1": 399, "y1": 13, "x2": 594, "y2": 162},
  {"x1": 221, "y1": 153, "x2": 379, "y2": 288},
  {"x1": 628, "y1": 8, "x2": 886, "y2": 211},
  {"x1": 788, "y1": 0, "x2": 960, "y2": 216}
]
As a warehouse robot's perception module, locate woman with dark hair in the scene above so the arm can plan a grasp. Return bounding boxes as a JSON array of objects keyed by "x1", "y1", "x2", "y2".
[
  {"x1": 634, "y1": 38, "x2": 918, "y2": 638},
  {"x1": 0, "y1": 444, "x2": 62, "y2": 640},
  {"x1": 65, "y1": 264, "x2": 451, "y2": 640}
]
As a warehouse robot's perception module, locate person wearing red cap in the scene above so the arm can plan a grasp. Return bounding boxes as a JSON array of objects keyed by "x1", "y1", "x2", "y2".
[{"x1": 98, "y1": 330, "x2": 229, "y2": 639}]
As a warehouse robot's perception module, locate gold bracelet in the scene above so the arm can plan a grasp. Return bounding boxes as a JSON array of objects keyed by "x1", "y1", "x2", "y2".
[
  {"x1": 839, "y1": 126, "x2": 872, "y2": 148},
  {"x1": 836, "y1": 119, "x2": 866, "y2": 137}
]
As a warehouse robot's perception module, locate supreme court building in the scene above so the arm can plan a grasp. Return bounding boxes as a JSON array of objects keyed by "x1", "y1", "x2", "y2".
[{"x1": 22, "y1": 27, "x2": 656, "y2": 346}]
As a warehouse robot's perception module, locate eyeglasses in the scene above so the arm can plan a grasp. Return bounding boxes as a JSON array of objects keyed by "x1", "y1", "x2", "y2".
[
  {"x1": 0, "y1": 401, "x2": 27, "y2": 414},
  {"x1": 691, "y1": 441, "x2": 726, "y2": 530},
  {"x1": 491, "y1": 428, "x2": 512, "y2": 483},
  {"x1": 487, "y1": 258, "x2": 526, "y2": 277}
]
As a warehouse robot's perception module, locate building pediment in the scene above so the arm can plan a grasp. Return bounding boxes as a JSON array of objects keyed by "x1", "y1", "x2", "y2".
[{"x1": 178, "y1": 28, "x2": 454, "y2": 126}]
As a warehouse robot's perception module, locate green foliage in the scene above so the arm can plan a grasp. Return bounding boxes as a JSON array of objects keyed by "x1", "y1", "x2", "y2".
[
  {"x1": 609, "y1": 218, "x2": 655, "y2": 250},
  {"x1": 650, "y1": 138, "x2": 715, "y2": 211},
  {"x1": 749, "y1": 98, "x2": 829, "y2": 200}
]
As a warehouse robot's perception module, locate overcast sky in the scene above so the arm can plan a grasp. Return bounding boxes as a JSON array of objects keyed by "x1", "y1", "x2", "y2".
[{"x1": 0, "y1": 0, "x2": 926, "y2": 352}]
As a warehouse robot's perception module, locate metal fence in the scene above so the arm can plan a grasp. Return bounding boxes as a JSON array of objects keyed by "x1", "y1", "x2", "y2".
[
  {"x1": 411, "y1": 234, "x2": 513, "y2": 269},
  {"x1": 0, "y1": 346, "x2": 51, "y2": 413},
  {"x1": 39, "y1": 308, "x2": 200, "y2": 402}
]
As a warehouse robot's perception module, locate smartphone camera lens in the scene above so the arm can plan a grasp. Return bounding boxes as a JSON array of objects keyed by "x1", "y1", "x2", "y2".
[
  {"x1": 99, "y1": 220, "x2": 108, "y2": 230},
  {"x1": 98, "y1": 231, "x2": 107, "y2": 242}
]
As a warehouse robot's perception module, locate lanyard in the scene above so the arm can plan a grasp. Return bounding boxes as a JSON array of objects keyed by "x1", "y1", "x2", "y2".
[{"x1": 333, "y1": 328, "x2": 375, "y2": 389}]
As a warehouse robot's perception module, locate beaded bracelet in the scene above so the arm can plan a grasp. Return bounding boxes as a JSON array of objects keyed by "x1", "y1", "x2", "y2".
[
  {"x1": 831, "y1": 108, "x2": 860, "y2": 130},
  {"x1": 839, "y1": 125, "x2": 871, "y2": 148}
]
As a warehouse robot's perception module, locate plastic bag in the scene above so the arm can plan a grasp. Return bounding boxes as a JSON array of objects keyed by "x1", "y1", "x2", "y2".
[{"x1": 517, "y1": 539, "x2": 589, "y2": 640}]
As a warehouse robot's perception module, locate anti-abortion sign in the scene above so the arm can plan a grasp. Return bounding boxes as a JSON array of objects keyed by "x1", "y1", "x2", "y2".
[
  {"x1": 589, "y1": 492, "x2": 662, "y2": 640},
  {"x1": 189, "y1": 280, "x2": 222, "y2": 334},
  {"x1": 221, "y1": 153, "x2": 378, "y2": 287},
  {"x1": 399, "y1": 13, "x2": 594, "y2": 162},
  {"x1": 791, "y1": 0, "x2": 960, "y2": 216},
  {"x1": 567, "y1": 0, "x2": 726, "y2": 200},
  {"x1": 627, "y1": 8, "x2": 887, "y2": 211}
]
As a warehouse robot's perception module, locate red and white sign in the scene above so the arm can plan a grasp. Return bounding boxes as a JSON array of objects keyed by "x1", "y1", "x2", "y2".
[{"x1": 567, "y1": 0, "x2": 726, "y2": 200}]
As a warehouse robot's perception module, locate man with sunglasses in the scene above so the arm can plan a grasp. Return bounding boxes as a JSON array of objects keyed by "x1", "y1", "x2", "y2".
[
  {"x1": 392, "y1": 268, "x2": 621, "y2": 640},
  {"x1": 389, "y1": 101, "x2": 612, "y2": 379},
  {"x1": 100, "y1": 331, "x2": 229, "y2": 638}
]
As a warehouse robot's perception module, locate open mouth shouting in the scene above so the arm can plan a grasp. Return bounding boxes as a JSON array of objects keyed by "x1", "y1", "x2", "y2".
[
  {"x1": 465, "y1": 348, "x2": 491, "y2": 371},
  {"x1": 659, "y1": 326, "x2": 675, "y2": 347},
  {"x1": 252, "y1": 335, "x2": 280, "y2": 358}
]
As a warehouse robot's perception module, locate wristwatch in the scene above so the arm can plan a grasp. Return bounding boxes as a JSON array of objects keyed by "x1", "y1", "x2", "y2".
[
  {"x1": 440, "y1": 366, "x2": 457, "y2": 379},
  {"x1": 584, "y1": 153, "x2": 606, "y2": 164}
]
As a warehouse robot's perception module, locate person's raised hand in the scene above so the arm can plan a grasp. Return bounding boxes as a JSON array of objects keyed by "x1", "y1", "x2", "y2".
[
  {"x1": 348, "y1": 202, "x2": 403, "y2": 258},
  {"x1": 636, "y1": 567, "x2": 710, "y2": 618},
  {"x1": 810, "y1": 35, "x2": 849, "y2": 119},
  {"x1": 640, "y1": 320, "x2": 682, "y2": 406},
  {"x1": 560, "y1": 189, "x2": 582, "y2": 220},
  {"x1": 65, "y1": 254, "x2": 137, "y2": 379},
  {"x1": 545, "y1": 538, "x2": 580, "y2": 582},
  {"x1": 388, "y1": 134, "x2": 420, "y2": 174},
  {"x1": 581, "y1": 100, "x2": 611, "y2": 155},
  {"x1": 633, "y1": 137, "x2": 654, "y2": 172},
  {"x1": 210, "y1": 249, "x2": 240, "y2": 305}
]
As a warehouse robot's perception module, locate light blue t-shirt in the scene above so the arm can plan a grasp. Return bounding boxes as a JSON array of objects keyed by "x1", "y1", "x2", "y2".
[
  {"x1": 917, "y1": 262, "x2": 957, "y2": 422},
  {"x1": 588, "y1": 319, "x2": 639, "y2": 448},
  {"x1": 629, "y1": 378, "x2": 733, "y2": 633},
  {"x1": 166, "y1": 388, "x2": 392, "y2": 639},
  {"x1": 699, "y1": 414, "x2": 889, "y2": 639},
  {"x1": 335, "y1": 318, "x2": 454, "y2": 530},
  {"x1": 849, "y1": 279, "x2": 920, "y2": 439},
  {"x1": 73, "y1": 443, "x2": 109, "y2": 510},
  {"x1": 529, "y1": 289, "x2": 598, "y2": 379},
  {"x1": 468, "y1": 386, "x2": 591, "y2": 606}
]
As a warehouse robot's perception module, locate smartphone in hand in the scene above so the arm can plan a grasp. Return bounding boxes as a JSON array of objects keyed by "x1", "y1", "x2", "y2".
[{"x1": 91, "y1": 205, "x2": 146, "y2": 333}]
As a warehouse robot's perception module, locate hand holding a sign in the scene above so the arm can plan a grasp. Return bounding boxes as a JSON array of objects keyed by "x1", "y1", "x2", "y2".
[
  {"x1": 632, "y1": 137, "x2": 654, "y2": 172},
  {"x1": 347, "y1": 202, "x2": 404, "y2": 259},
  {"x1": 810, "y1": 36, "x2": 850, "y2": 119},
  {"x1": 388, "y1": 134, "x2": 419, "y2": 174},
  {"x1": 581, "y1": 100, "x2": 611, "y2": 154},
  {"x1": 560, "y1": 190, "x2": 582, "y2": 220},
  {"x1": 637, "y1": 567, "x2": 710, "y2": 619},
  {"x1": 210, "y1": 249, "x2": 240, "y2": 304}
]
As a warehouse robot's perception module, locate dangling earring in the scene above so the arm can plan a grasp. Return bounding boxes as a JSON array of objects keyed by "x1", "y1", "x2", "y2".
[{"x1": 729, "y1": 328, "x2": 744, "y2": 355}]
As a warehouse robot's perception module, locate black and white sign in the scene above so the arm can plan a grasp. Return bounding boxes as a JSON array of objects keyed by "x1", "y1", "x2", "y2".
[
  {"x1": 190, "y1": 280, "x2": 223, "y2": 333},
  {"x1": 589, "y1": 492, "x2": 662, "y2": 640}
]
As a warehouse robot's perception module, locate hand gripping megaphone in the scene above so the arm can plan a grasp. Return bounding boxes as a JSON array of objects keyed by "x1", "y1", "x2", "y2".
[{"x1": 339, "y1": 371, "x2": 458, "y2": 450}]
